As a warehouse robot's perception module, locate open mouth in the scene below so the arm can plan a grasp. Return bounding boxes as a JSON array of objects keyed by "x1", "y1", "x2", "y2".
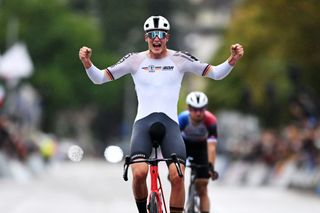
[{"x1": 153, "y1": 43, "x2": 161, "y2": 48}]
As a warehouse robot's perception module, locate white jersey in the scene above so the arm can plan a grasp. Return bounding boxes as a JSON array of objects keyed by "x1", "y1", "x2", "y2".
[{"x1": 86, "y1": 50, "x2": 233, "y2": 123}]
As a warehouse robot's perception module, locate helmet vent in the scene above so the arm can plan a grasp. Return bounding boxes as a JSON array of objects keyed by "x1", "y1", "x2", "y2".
[
  {"x1": 186, "y1": 91, "x2": 208, "y2": 108},
  {"x1": 144, "y1": 16, "x2": 170, "y2": 32},
  {"x1": 153, "y1": 17, "x2": 159, "y2": 28}
]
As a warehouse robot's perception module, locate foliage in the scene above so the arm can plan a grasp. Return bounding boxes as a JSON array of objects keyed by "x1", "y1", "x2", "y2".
[
  {"x1": 0, "y1": 0, "x2": 184, "y2": 138},
  {"x1": 94, "y1": 0, "x2": 182, "y2": 52},
  {"x1": 0, "y1": 0, "x2": 123, "y2": 131},
  {"x1": 208, "y1": 0, "x2": 320, "y2": 126}
]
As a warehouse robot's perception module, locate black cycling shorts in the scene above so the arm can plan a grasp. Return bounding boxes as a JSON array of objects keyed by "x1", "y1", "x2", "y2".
[
  {"x1": 185, "y1": 140, "x2": 210, "y2": 179},
  {"x1": 130, "y1": 112, "x2": 186, "y2": 164}
]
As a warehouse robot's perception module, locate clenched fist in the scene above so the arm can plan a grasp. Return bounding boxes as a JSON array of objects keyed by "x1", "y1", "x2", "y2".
[
  {"x1": 79, "y1": 46, "x2": 92, "y2": 68},
  {"x1": 228, "y1": 43, "x2": 244, "y2": 66}
]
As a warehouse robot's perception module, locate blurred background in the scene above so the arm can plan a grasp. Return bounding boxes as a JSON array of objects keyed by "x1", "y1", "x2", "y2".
[{"x1": 1, "y1": 0, "x2": 320, "y2": 212}]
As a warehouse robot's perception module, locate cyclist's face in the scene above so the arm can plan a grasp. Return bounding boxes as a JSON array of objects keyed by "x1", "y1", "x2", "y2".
[
  {"x1": 189, "y1": 107, "x2": 205, "y2": 122},
  {"x1": 145, "y1": 31, "x2": 169, "y2": 57}
]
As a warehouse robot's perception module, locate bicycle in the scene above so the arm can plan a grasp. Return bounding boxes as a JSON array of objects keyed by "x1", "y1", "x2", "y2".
[
  {"x1": 123, "y1": 122, "x2": 184, "y2": 213},
  {"x1": 185, "y1": 160, "x2": 218, "y2": 213}
]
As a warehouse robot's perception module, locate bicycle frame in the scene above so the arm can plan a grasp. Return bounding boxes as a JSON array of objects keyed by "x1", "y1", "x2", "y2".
[
  {"x1": 186, "y1": 167, "x2": 200, "y2": 213},
  {"x1": 185, "y1": 161, "x2": 210, "y2": 213},
  {"x1": 123, "y1": 148, "x2": 183, "y2": 213},
  {"x1": 149, "y1": 147, "x2": 166, "y2": 213}
]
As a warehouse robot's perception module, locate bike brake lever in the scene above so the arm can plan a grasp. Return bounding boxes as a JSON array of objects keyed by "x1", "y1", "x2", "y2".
[
  {"x1": 171, "y1": 153, "x2": 183, "y2": 178},
  {"x1": 123, "y1": 155, "x2": 131, "y2": 181}
]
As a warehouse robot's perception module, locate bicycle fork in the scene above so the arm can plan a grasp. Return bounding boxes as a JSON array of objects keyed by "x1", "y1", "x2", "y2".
[{"x1": 149, "y1": 164, "x2": 168, "y2": 213}]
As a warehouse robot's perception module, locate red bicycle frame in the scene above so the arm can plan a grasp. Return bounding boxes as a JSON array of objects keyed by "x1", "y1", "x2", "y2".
[
  {"x1": 123, "y1": 153, "x2": 183, "y2": 213},
  {"x1": 149, "y1": 163, "x2": 168, "y2": 213},
  {"x1": 123, "y1": 121, "x2": 183, "y2": 213}
]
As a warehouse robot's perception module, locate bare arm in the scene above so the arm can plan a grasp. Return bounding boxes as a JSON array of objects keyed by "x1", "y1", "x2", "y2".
[
  {"x1": 208, "y1": 142, "x2": 219, "y2": 180},
  {"x1": 208, "y1": 142, "x2": 216, "y2": 165}
]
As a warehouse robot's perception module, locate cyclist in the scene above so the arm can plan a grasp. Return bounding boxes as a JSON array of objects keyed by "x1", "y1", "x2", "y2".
[
  {"x1": 179, "y1": 91, "x2": 219, "y2": 213},
  {"x1": 79, "y1": 16, "x2": 244, "y2": 213}
]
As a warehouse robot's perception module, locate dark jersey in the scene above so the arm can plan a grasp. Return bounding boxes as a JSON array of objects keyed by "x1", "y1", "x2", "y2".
[{"x1": 178, "y1": 110, "x2": 217, "y2": 143}]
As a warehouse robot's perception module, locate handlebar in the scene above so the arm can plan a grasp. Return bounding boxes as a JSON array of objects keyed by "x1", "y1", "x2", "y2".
[
  {"x1": 186, "y1": 163, "x2": 209, "y2": 169},
  {"x1": 123, "y1": 153, "x2": 184, "y2": 181},
  {"x1": 123, "y1": 156, "x2": 131, "y2": 181}
]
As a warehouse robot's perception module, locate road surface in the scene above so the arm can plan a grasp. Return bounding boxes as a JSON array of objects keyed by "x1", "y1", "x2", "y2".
[{"x1": 1, "y1": 159, "x2": 320, "y2": 213}]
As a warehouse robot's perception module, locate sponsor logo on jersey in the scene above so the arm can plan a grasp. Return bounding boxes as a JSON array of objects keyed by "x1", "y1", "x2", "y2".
[
  {"x1": 162, "y1": 66, "x2": 174, "y2": 71},
  {"x1": 142, "y1": 65, "x2": 162, "y2": 72},
  {"x1": 142, "y1": 65, "x2": 174, "y2": 72},
  {"x1": 131, "y1": 153, "x2": 146, "y2": 160}
]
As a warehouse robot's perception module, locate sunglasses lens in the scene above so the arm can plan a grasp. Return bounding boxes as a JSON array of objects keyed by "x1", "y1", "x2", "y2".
[
  {"x1": 147, "y1": 31, "x2": 167, "y2": 39},
  {"x1": 190, "y1": 107, "x2": 204, "y2": 112},
  {"x1": 158, "y1": 32, "x2": 166, "y2": 39}
]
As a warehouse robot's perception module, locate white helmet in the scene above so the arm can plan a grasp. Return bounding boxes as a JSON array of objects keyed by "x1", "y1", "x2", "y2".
[
  {"x1": 144, "y1": 16, "x2": 170, "y2": 32},
  {"x1": 186, "y1": 91, "x2": 208, "y2": 108}
]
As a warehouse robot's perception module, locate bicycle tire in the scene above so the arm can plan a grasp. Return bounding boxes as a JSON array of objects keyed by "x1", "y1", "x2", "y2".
[
  {"x1": 186, "y1": 198, "x2": 200, "y2": 213},
  {"x1": 186, "y1": 184, "x2": 200, "y2": 213},
  {"x1": 186, "y1": 200, "x2": 195, "y2": 213},
  {"x1": 149, "y1": 192, "x2": 160, "y2": 213},
  {"x1": 193, "y1": 195, "x2": 200, "y2": 213}
]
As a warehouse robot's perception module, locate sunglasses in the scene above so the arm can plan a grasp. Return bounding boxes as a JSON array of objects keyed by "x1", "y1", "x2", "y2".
[
  {"x1": 189, "y1": 107, "x2": 205, "y2": 112},
  {"x1": 146, "y1": 31, "x2": 167, "y2": 39}
]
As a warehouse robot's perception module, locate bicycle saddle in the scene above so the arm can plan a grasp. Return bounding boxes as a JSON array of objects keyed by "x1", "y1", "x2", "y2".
[{"x1": 149, "y1": 122, "x2": 166, "y2": 148}]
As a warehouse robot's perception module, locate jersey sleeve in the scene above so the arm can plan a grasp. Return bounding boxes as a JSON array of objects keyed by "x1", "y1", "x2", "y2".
[
  {"x1": 172, "y1": 51, "x2": 234, "y2": 80},
  {"x1": 107, "y1": 53, "x2": 135, "y2": 80},
  {"x1": 204, "y1": 111, "x2": 218, "y2": 143},
  {"x1": 173, "y1": 51, "x2": 209, "y2": 76},
  {"x1": 178, "y1": 111, "x2": 190, "y2": 131},
  {"x1": 85, "y1": 65, "x2": 111, "y2": 84}
]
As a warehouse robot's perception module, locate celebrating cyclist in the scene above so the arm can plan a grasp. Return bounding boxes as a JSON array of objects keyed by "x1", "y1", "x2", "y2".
[
  {"x1": 79, "y1": 16, "x2": 244, "y2": 213},
  {"x1": 179, "y1": 91, "x2": 219, "y2": 213}
]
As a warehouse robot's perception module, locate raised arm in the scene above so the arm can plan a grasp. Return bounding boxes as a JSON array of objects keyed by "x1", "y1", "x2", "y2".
[
  {"x1": 79, "y1": 46, "x2": 110, "y2": 84},
  {"x1": 227, "y1": 43, "x2": 244, "y2": 66},
  {"x1": 79, "y1": 46, "x2": 93, "y2": 69},
  {"x1": 79, "y1": 46, "x2": 133, "y2": 84},
  {"x1": 205, "y1": 43, "x2": 244, "y2": 80},
  {"x1": 178, "y1": 43, "x2": 244, "y2": 80}
]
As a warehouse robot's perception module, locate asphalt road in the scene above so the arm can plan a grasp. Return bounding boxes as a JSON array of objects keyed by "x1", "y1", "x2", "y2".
[{"x1": 1, "y1": 160, "x2": 320, "y2": 213}]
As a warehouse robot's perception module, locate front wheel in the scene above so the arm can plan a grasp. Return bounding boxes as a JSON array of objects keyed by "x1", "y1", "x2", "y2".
[
  {"x1": 186, "y1": 196, "x2": 200, "y2": 213},
  {"x1": 186, "y1": 198, "x2": 196, "y2": 213},
  {"x1": 186, "y1": 185, "x2": 199, "y2": 213},
  {"x1": 148, "y1": 192, "x2": 160, "y2": 213}
]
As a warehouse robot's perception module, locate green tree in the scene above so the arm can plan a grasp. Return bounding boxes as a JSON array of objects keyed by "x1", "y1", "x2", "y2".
[
  {"x1": 0, "y1": 0, "x2": 123, "y2": 133},
  {"x1": 94, "y1": 0, "x2": 183, "y2": 52},
  {"x1": 208, "y1": 0, "x2": 320, "y2": 126}
]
